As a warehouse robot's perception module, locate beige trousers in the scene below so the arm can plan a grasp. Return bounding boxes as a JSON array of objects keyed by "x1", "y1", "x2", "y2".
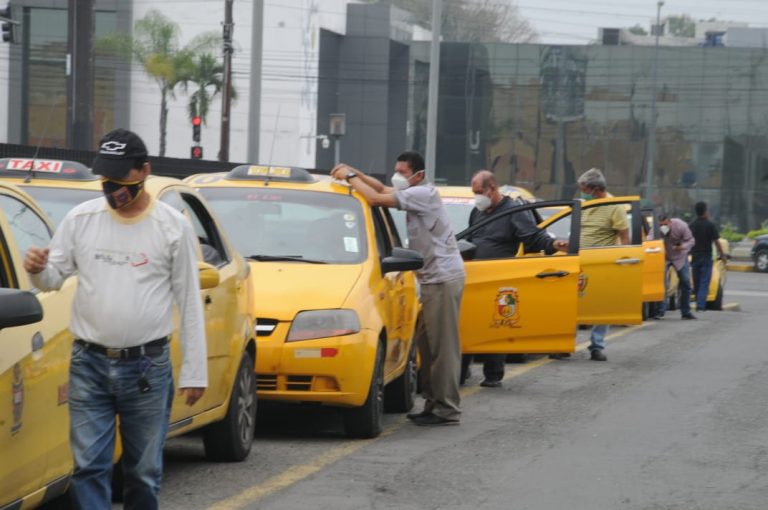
[{"x1": 416, "y1": 276, "x2": 464, "y2": 420}]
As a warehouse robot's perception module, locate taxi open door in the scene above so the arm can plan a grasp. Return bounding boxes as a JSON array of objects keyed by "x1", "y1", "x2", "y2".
[
  {"x1": 456, "y1": 200, "x2": 581, "y2": 355},
  {"x1": 539, "y1": 197, "x2": 645, "y2": 326}
]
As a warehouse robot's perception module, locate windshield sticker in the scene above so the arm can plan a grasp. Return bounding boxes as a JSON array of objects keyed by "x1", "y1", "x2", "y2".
[
  {"x1": 345, "y1": 221, "x2": 356, "y2": 229},
  {"x1": 343, "y1": 213, "x2": 355, "y2": 221},
  {"x1": 344, "y1": 237, "x2": 359, "y2": 253},
  {"x1": 491, "y1": 287, "x2": 521, "y2": 329}
]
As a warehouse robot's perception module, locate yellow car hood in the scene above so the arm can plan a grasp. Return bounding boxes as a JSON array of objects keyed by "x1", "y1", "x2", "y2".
[{"x1": 248, "y1": 262, "x2": 363, "y2": 321}]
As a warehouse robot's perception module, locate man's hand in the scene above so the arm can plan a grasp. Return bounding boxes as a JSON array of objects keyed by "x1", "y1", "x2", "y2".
[
  {"x1": 673, "y1": 245, "x2": 684, "y2": 252},
  {"x1": 178, "y1": 387, "x2": 205, "y2": 406},
  {"x1": 330, "y1": 163, "x2": 360, "y2": 181},
  {"x1": 24, "y1": 247, "x2": 49, "y2": 274},
  {"x1": 553, "y1": 240, "x2": 569, "y2": 252}
]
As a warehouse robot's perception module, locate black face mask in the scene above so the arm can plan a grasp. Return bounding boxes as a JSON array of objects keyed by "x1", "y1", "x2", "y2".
[{"x1": 101, "y1": 178, "x2": 144, "y2": 209}]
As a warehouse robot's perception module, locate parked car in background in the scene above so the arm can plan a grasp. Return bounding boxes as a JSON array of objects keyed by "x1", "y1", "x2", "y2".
[{"x1": 752, "y1": 234, "x2": 768, "y2": 273}]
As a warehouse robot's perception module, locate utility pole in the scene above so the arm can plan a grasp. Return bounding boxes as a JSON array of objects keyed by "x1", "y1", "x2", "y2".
[
  {"x1": 219, "y1": 0, "x2": 234, "y2": 162},
  {"x1": 425, "y1": 0, "x2": 442, "y2": 182},
  {"x1": 644, "y1": 1, "x2": 664, "y2": 203},
  {"x1": 67, "y1": 0, "x2": 94, "y2": 150}
]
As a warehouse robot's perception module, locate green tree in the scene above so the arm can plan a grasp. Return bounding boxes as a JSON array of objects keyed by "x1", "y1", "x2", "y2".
[
  {"x1": 181, "y1": 53, "x2": 237, "y2": 126},
  {"x1": 100, "y1": 10, "x2": 217, "y2": 156},
  {"x1": 667, "y1": 15, "x2": 695, "y2": 38},
  {"x1": 628, "y1": 24, "x2": 648, "y2": 36}
]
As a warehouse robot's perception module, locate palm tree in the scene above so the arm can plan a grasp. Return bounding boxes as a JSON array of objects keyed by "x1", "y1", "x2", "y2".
[
  {"x1": 182, "y1": 53, "x2": 237, "y2": 125},
  {"x1": 100, "y1": 10, "x2": 217, "y2": 156}
]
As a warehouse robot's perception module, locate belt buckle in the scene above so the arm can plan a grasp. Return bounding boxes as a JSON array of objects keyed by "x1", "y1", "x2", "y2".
[{"x1": 105, "y1": 348, "x2": 123, "y2": 359}]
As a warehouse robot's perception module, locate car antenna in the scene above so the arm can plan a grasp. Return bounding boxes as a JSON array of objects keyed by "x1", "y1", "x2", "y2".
[
  {"x1": 264, "y1": 104, "x2": 281, "y2": 187},
  {"x1": 24, "y1": 93, "x2": 60, "y2": 183}
]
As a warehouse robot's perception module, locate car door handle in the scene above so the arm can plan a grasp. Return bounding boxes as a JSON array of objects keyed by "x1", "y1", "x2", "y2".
[
  {"x1": 204, "y1": 295, "x2": 212, "y2": 305},
  {"x1": 615, "y1": 258, "x2": 641, "y2": 265},
  {"x1": 536, "y1": 270, "x2": 570, "y2": 278},
  {"x1": 645, "y1": 247, "x2": 662, "y2": 253}
]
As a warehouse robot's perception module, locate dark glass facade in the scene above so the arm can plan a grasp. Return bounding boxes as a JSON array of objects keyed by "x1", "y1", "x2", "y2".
[{"x1": 411, "y1": 43, "x2": 768, "y2": 231}]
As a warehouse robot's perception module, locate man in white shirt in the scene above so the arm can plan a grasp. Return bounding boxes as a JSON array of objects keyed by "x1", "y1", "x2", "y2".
[{"x1": 24, "y1": 129, "x2": 207, "y2": 509}]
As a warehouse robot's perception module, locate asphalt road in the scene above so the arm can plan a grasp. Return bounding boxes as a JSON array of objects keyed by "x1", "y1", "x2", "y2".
[{"x1": 105, "y1": 272, "x2": 767, "y2": 509}]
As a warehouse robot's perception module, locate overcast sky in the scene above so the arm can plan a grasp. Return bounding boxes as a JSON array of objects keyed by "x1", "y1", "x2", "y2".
[{"x1": 515, "y1": 0, "x2": 768, "y2": 44}]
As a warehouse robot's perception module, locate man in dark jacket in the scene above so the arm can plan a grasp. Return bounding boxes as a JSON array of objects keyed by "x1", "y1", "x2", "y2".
[
  {"x1": 688, "y1": 202, "x2": 726, "y2": 312},
  {"x1": 464, "y1": 170, "x2": 567, "y2": 387}
]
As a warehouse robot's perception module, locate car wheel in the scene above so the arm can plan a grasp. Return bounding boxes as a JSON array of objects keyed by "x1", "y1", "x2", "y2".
[
  {"x1": 505, "y1": 353, "x2": 529, "y2": 364},
  {"x1": 707, "y1": 284, "x2": 724, "y2": 311},
  {"x1": 344, "y1": 342, "x2": 384, "y2": 439},
  {"x1": 111, "y1": 460, "x2": 125, "y2": 502},
  {"x1": 459, "y1": 354, "x2": 472, "y2": 385},
  {"x1": 755, "y1": 249, "x2": 768, "y2": 273},
  {"x1": 668, "y1": 292, "x2": 677, "y2": 311},
  {"x1": 203, "y1": 351, "x2": 256, "y2": 462},
  {"x1": 384, "y1": 339, "x2": 417, "y2": 413}
]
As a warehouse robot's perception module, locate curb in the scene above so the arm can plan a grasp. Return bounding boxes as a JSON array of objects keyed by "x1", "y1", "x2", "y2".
[
  {"x1": 723, "y1": 302, "x2": 742, "y2": 312},
  {"x1": 727, "y1": 263, "x2": 753, "y2": 273}
]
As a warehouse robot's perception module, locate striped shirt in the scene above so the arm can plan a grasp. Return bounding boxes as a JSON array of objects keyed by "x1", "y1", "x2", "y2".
[{"x1": 580, "y1": 199, "x2": 629, "y2": 248}]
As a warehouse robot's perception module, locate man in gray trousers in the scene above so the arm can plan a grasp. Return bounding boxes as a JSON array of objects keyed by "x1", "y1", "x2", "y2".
[{"x1": 331, "y1": 151, "x2": 465, "y2": 425}]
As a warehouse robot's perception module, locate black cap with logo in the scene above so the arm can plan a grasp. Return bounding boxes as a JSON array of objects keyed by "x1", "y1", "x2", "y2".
[{"x1": 91, "y1": 129, "x2": 149, "y2": 180}]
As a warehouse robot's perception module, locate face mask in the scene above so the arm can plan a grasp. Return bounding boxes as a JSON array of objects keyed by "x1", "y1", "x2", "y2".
[
  {"x1": 102, "y1": 178, "x2": 144, "y2": 209},
  {"x1": 659, "y1": 224, "x2": 671, "y2": 236},
  {"x1": 391, "y1": 170, "x2": 424, "y2": 191},
  {"x1": 580, "y1": 192, "x2": 594, "y2": 201},
  {"x1": 474, "y1": 194, "x2": 492, "y2": 212}
]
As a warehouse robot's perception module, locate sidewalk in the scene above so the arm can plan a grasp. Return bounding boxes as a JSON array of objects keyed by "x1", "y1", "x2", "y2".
[{"x1": 727, "y1": 239, "x2": 754, "y2": 272}]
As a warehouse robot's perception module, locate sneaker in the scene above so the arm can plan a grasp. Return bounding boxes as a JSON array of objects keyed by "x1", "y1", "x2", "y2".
[
  {"x1": 652, "y1": 314, "x2": 665, "y2": 320},
  {"x1": 681, "y1": 313, "x2": 697, "y2": 320},
  {"x1": 548, "y1": 353, "x2": 572, "y2": 360},
  {"x1": 406, "y1": 410, "x2": 431, "y2": 421},
  {"x1": 480, "y1": 379, "x2": 502, "y2": 388},
  {"x1": 412, "y1": 413, "x2": 460, "y2": 426},
  {"x1": 590, "y1": 350, "x2": 607, "y2": 361}
]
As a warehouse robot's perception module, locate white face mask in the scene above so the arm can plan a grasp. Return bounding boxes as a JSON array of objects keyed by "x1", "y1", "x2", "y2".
[
  {"x1": 391, "y1": 170, "x2": 423, "y2": 191},
  {"x1": 474, "y1": 194, "x2": 492, "y2": 211},
  {"x1": 659, "y1": 224, "x2": 671, "y2": 236}
]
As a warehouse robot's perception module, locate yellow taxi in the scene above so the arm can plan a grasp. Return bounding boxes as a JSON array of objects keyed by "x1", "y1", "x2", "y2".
[
  {"x1": 665, "y1": 239, "x2": 730, "y2": 311},
  {"x1": 186, "y1": 165, "x2": 423, "y2": 438},
  {"x1": 0, "y1": 158, "x2": 256, "y2": 509}
]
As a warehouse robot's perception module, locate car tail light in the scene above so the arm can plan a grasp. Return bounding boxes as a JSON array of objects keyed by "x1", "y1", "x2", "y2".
[{"x1": 286, "y1": 309, "x2": 360, "y2": 342}]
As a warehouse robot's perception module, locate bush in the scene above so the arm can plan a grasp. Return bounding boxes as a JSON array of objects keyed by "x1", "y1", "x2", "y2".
[
  {"x1": 747, "y1": 228, "x2": 768, "y2": 239},
  {"x1": 720, "y1": 222, "x2": 745, "y2": 242}
]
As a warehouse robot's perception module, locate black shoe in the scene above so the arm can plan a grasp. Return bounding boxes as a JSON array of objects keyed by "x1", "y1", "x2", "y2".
[
  {"x1": 548, "y1": 353, "x2": 572, "y2": 360},
  {"x1": 412, "y1": 413, "x2": 459, "y2": 426},
  {"x1": 480, "y1": 379, "x2": 502, "y2": 388},
  {"x1": 652, "y1": 314, "x2": 664, "y2": 320},
  {"x1": 590, "y1": 350, "x2": 607, "y2": 361},
  {"x1": 406, "y1": 410, "x2": 431, "y2": 421},
  {"x1": 681, "y1": 313, "x2": 697, "y2": 320}
]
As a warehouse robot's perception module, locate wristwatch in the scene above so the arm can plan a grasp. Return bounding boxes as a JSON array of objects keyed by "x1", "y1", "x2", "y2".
[{"x1": 344, "y1": 172, "x2": 358, "y2": 181}]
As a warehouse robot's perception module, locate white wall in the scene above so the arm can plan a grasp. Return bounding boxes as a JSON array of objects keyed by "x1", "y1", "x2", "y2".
[
  {"x1": 258, "y1": 0, "x2": 351, "y2": 168},
  {"x1": 0, "y1": 42, "x2": 8, "y2": 143}
]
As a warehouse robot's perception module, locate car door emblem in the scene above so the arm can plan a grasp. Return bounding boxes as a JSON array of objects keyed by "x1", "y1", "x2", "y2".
[{"x1": 491, "y1": 288, "x2": 520, "y2": 328}]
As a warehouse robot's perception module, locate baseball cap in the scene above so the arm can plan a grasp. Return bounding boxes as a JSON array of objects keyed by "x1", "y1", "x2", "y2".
[{"x1": 92, "y1": 129, "x2": 149, "y2": 180}]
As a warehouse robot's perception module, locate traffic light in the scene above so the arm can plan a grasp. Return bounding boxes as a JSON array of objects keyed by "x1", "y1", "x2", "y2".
[
  {"x1": 1, "y1": 5, "x2": 16, "y2": 44},
  {"x1": 191, "y1": 145, "x2": 203, "y2": 160},
  {"x1": 192, "y1": 115, "x2": 201, "y2": 142}
]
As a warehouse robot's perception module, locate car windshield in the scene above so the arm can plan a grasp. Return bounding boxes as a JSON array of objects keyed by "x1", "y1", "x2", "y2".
[
  {"x1": 391, "y1": 199, "x2": 474, "y2": 246},
  {"x1": 20, "y1": 186, "x2": 102, "y2": 227},
  {"x1": 198, "y1": 187, "x2": 368, "y2": 264}
]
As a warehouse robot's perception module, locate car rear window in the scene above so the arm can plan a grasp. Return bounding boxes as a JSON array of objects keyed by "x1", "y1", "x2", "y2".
[{"x1": 198, "y1": 187, "x2": 368, "y2": 264}]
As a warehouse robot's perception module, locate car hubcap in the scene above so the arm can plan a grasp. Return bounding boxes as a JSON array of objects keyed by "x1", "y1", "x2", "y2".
[
  {"x1": 758, "y1": 253, "x2": 768, "y2": 271},
  {"x1": 237, "y1": 371, "x2": 255, "y2": 444}
]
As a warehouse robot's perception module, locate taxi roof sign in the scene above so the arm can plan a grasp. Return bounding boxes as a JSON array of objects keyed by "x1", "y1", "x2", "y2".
[
  {"x1": 0, "y1": 158, "x2": 98, "y2": 181},
  {"x1": 225, "y1": 164, "x2": 315, "y2": 183}
]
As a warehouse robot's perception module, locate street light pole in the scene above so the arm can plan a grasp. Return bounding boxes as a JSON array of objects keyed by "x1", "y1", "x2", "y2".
[
  {"x1": 219, "y1": 0, "x2": 234, "y2": 162},
  {"x1": 425, "y1": 0, "x2": 442, "y2": 182},
  {"x1": 644, "y1": 0, "x2": 664, "y2": 203}
]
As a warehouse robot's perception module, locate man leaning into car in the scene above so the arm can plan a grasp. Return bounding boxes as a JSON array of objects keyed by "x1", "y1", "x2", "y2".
[
  {"x1": 24, "y1": 129, "x2": 207, "y2": 509},
  {"x1": 331, "y1": 152, "x2": 465, "y2": 426}
]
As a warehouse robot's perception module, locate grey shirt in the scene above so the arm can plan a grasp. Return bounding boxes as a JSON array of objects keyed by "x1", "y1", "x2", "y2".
[{"x1": 395, "y1": 183, "x2": 465, "y2": 284}]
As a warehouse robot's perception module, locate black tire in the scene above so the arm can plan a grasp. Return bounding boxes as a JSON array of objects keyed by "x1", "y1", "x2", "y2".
[
  {"x1": 459, "y1": 354, "x2": 472, "y2": 385},
  {"x1": 668, "y1": 289, "x2": 678, "y2": 311},
  {"x1": 707, "y1": 284, "x2": 724, "y2": 311},
  {"x1": 755, "y1": 249, "x2": 768, "y2": 273},
  {"x1": 642, "y1": 302, "x2": 650, "y2": 321},
  {"x1": 384, "y1": 340, "x2": 416, "y2": 413},
  {"x1": 111, "y1": 461, "x2": 124, "y2": 502},
  {"x1": 505, "y1": 353, "x2": 529, "y2": 364},
  {"x1": 203, "y1": 352, "x2": 256, "y2": 462},
  {"x1": 344, "y1": 342, "x2": 384, "y2": 439}
]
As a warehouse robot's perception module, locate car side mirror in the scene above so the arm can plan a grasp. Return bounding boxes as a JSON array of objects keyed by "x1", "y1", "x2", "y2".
[
  {"x1": 0, "y1": 288, "x2": 44, "y2": 330},
  {"x1": 458, "y1": 239, "x2": 477, "y2": 261},
  {"x1": 381, "y1": 247, "x2": 424, "y2": 274},
  {"x1": 198, "y1": 261, "x2": 220, "y2": 290}
]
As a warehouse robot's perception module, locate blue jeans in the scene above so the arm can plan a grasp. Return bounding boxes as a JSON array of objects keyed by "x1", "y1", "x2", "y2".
[
  {"x1": 68, "y1": 342, "x2": 174, "y2": 510},
  {"x1": 590, "y1": 325, "x2": 609, "y2": 352},
  {"x1": 658, "y1": 260, "x2": 692, "y2": 317},
  {"x1": 691, "y1": 255, "x2": 713, "y2": 311}
]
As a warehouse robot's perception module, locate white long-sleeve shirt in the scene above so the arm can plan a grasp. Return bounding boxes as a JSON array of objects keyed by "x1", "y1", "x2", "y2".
[{"x1": 31, "y1": 197, "x2": 208, "y2": 388}]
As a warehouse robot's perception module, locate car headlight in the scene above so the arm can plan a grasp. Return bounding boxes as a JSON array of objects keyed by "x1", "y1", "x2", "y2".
[{"x1": 286, "y1": 309, "x2": 361, "y2": 342}]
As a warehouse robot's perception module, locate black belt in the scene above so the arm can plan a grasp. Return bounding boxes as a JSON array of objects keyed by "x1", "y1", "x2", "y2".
[{"x1": 75, "y1": 337, "x2": 168, "y2": 359}]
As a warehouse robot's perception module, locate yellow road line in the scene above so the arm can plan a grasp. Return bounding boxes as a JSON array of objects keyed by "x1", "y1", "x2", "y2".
[{"x1": 208, "y1": 323, "x2": 647, "y2": 509}]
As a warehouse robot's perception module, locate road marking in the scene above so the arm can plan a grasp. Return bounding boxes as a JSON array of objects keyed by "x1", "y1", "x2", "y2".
[
  {"x1": 725, "y1": 290, "x2": 768, "y2": 298},
  {"x1": 208, "y1": 323, "x2": 647, "y2": 509}
]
